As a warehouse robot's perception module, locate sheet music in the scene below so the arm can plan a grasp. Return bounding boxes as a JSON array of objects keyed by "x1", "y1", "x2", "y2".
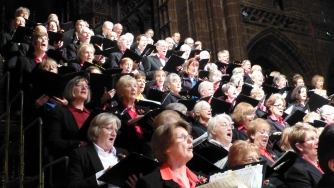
[
  {"x1": 284, "y1": 105, "x2": 293, "y2": 114},
  {"x1": 197, "y1": 173, "x2": 247, "y2": 188},
  {"x1": 214, "y1": 156, "x2": 228, "y2": 169},
  {"x1": 209, "y1": 164, "x2": 263, "y2": 188}
]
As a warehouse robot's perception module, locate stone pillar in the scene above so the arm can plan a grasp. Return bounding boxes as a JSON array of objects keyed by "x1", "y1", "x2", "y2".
[{"x1": 223, "y1": 1, "x2": 246, "y2": 60}]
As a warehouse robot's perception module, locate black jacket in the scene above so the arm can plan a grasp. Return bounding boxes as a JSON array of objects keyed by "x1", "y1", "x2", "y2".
[
  {"x1": 285, "y1": 157, "x2": 322, "y2": 188},
  {"x1": 142, "y1": 55, "x2": 164, "y2": 80},
  {"x1": 315, "y1": 174, "x2": 334, "y2": 188},
  {"x1": 66, "y1": 142, "x2": 129, "y2": 188},
  {"x1": 160, "y1": 92, "x2": 182, "y2": 107},
  {"x1": 108, "y1": 103, "x2": 150, "y2": 153}
]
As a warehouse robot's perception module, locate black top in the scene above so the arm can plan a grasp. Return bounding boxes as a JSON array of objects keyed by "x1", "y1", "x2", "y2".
[
  {"x1": 285, "y1": 156, "x2": 322, "y2": 188},
  {"x1": 315, "y1": 174, "x2": 334, "y2": 188},
  {"x1": 66, "y1": 142, "x2": 129, "y2": 188}
]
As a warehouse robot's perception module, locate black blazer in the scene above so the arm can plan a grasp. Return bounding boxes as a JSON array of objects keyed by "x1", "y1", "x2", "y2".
[
  {"x1": 160, "y1": 92, "x2": 182, "y2": 107},
  {"x1": 66, "y1": 43, "x2": 79, "y2": 61},
  {"x1": 143, "y1": 55, "x2": 164, "y2": 80},
  {"x1": 67, "y1": 142, "x2": 129, "y2": 188},
  {"x1": 108, "y1": 103, "x2": 150, "y2": 153},
  {"x1": 197, "y1": 142, "x2": 228, "y2": 164},
  {"x1": 232, "y1": 126, "x2": 248, "y2": 143},
  {"x1": 104, "y1": 50, "x2": 123, "y2": 69},
  {"x1": 47, "y1": 106, "x2": 86, "y2": 159},
  {"x1": 315, "y1": 174, "x2": 334, "y2": 188},
  {"x1": 244, "y1": 71, "x2": 254, "y2": 85},
  {"x1": 285, "y1": 157, "x2": 322, "y2": 188},
  {"x1": 267, "y1": 116, "x2": 290, "y2": 134}
]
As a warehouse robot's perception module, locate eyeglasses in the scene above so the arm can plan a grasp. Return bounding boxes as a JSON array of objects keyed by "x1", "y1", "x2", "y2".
[
  {"x1": 43, "y1": 65, "x2": 57, "y2": 69},
  {"x1": 37, "y1": 37, "x2": 49, "y2": 41},
  {"x1": 102, "y1": 127, "x2": 119, "y2": 134},
  {"x1": 75, "y1": 83, "x2": 89, "y2": 89},
  {"x1": 257, "y1": 130, "x2": 271, "y2": 136},
  {"x1": 175, "y1": 134, "x2": 193, "y2": 142},
  {"x1": 216, "y1": 123, "x2": 234, "y2": 129},
  {"x1": 243, "y1": 157, "x2": 262, "y2": 163},
  {"x1": 302, "y1": 136, "x2": 318, "y2": 143},
  {"x1": 272, "y1": 104, "x2": 285, "y2": 109}
]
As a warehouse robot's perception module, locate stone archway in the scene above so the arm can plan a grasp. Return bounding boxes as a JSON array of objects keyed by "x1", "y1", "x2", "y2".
[{"x1": 247, "y1": 27, "x2": 309, "y2": 81}]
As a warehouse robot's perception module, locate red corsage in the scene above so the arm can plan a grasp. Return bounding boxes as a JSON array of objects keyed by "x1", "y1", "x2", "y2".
[{"x1": 196, "y1": 175, "x2": 208, "y2": 185}]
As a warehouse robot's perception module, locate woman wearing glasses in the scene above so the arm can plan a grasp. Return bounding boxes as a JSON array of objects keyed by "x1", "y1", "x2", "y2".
[
  {"x1": 136, "y1": 120, "x2": 202, "y2": 188},
  {"x1": 247, "y1": 118, "x2": 279, "y2": 165},
  {"x1": 265, "y1": 93, "x2": 289, "y2": 134},
  {"x1": 47, "y1": 76, "x2": 91, "y2": 187},
  {"x1": 67, "y1": 112, "x2": 138, "y2": 188},
  {"x1": 197, "y1": 114, "x2": 232, "y2": 165},
  {"x1": 285, "y1": 123, "x2": 322, "y2": 188}
]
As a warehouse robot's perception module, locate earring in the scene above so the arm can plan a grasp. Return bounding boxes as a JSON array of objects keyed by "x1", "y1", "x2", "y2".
[{"x1": 251, "y1": 136, "x2": 255, "y2": 139}]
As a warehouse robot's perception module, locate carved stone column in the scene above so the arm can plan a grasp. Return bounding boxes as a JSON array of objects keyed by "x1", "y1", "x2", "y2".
[{"x1": 223, "y1": 1, "x2": 246, "y2": 60}]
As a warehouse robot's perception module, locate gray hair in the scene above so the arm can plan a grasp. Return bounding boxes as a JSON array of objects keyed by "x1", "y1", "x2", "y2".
[
  {"x1": 198, "y1": 81, "x2": 213, "y2": 93},
  {"x1": 273, "y1": 74, "x2": 286, "y2": 85},
  {"x1": 88, "y1": 113, "x2": 121, "y2": 142},
  {"x1": 166, "y1": 103, "x2": 187, "y2": 113},
  {"x1": 320, "y1": 105, "x2": 334, "y2": 117},
  {"x1": 207, "y1": 114, "x2": 233, "y2": 139},
  {"x1": 193, "y1": 101, "x2": 210, "y2": 113},
  {"x1": 164, "y1": 73, "x2": 181, "y2": 91},
  {"x1": 103, "y1": 21, "x2": 113, "y2": 28},
  {"x1": 221, "y1": 82, "x2": 236, "y2": 93}
]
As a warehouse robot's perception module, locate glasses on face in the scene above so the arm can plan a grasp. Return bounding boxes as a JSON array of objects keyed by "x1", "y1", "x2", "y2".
[
  {"x1": 37, "y1": 37, "x2": 49, "y2": 41},
  {"x1": 216, "y1": 123, "x2": 234, "y2": 129},
  {"x1": 302, "y1": 136, "x2": 318, "y2": 144},
  {"x1": 102, "y1": 127, "x2": 119, "y2": 134},
  {"x1": 44, "y1": 65, "x2": 57, "y2": 69},
  {"x1": 243, "y1": 157, "x2": 262, "y2": 163},
  {"x1": 75, "y1": 83, "x2": 89, "y2": 89},
  {"x1": 272, "y1": 104, "x2": 285, "y2": 109},
  {"x1": 175, "y1": 134, "x2": 193, "y2": 142},
  {"x1": 257, "y1": 129, "x2": 271, "y2": 136},
  {"x1": 125, "y1": 84, "x2": 137, "y2": 89}
]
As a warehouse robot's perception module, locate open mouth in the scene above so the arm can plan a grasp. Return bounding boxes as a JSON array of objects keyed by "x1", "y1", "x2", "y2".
[{"x1": 226, "y1": 132, "x2": 232, "y2": 137}]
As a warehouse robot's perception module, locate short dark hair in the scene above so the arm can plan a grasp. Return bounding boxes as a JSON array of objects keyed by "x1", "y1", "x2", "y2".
[{"x1": 318, "y1": 124, "x2": 334, "y2": 174}]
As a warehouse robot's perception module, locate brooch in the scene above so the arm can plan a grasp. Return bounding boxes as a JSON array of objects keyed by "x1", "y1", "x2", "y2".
[
  {"x1": 196, "y1": 175, "x2": 208, "y2": 185},
  {"x1": 118, "y1": 153, "x2": 126, "y2": 160}
]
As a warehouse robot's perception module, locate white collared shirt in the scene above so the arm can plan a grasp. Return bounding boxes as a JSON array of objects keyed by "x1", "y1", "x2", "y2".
[
  {"x1": 209, "y1": 139, "x2": 232, "y2": 151},
  {"x1": 93, "y1": 143, "x2": 119, "y2": 188}
]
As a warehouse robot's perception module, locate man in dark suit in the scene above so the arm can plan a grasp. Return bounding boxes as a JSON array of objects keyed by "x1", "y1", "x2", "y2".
[
  {"x1": 96, "y1": 21, "x2": 113, "y2": 38},
  {"x1": 66, "y1": 26, "x2": 92, "y2": 61},
  {"x1": 142, "y1": 40, "x2": 168, "y2": 80},
  {"x1": 103, "y1": 34, "x2": 131, "y2": 69},
  {"x1": 242, "y1": 60, "x2": 254, "y2": 85}
]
